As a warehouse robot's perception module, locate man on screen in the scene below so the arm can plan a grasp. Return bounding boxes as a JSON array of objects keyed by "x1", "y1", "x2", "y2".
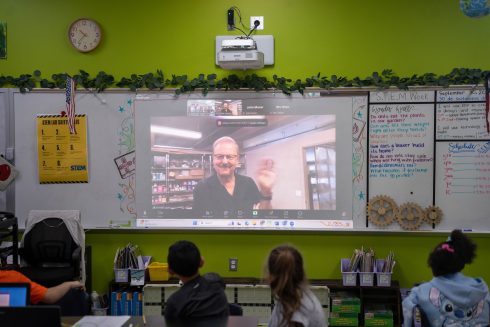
[
  {"x1": 193, "y1": 136, "x2": 275, "y2": 215},
  {"x1": 219, "y1": 102, "x2": 232, "y2": 115}
]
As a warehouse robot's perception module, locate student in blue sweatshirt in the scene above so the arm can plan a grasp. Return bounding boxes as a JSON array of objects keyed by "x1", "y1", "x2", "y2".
[{"x1": 402, "y1": 229, "x2": 490, "y2": 327}]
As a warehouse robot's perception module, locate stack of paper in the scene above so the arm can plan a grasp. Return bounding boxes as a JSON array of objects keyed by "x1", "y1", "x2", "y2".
[
  {"x1": 382, "y1": 251, "x2": 395, "y2": 273},
  {"x1": 114, "y1": 243, "x2": 144, "y2": 269}
]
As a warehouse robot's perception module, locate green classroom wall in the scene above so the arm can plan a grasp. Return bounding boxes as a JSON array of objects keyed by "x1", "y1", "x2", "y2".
[
  {"x1": 1, "y1": 0, "x2": 490, "y2": 293},
  {"x1": 88, "y1": 232, "x2": 490, "y2": 294}
]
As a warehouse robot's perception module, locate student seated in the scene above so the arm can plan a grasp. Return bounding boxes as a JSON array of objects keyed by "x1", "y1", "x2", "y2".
[
  {"x1": 202, "y1": 272, "x2": 243, "y2": 316},
  {"x1": 0, "y1": 269, "x2": 88, "y2": 315},
  {"x1": 402, "y1": 229, "x2": 490, "y2": 327},
  {"x1": 266, "y1": 244, "x2": 326, "y2": 327},
  {"x1": 164, "y1": 240, "x2": 229, "y2": 322}
]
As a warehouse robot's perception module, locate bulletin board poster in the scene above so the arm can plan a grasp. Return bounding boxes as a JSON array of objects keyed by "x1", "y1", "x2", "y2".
[{"x1": 36, "y1": 114, "x2": 89, "y2": 183}]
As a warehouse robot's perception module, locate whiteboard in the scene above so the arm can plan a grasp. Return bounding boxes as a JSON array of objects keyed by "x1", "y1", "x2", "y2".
[
  {"x1": 6, "y1": 88, "x2": 490, "y2": 231},
  {"x1": 434, "y1": 89, "x2": 490, "y2": 231},
  {"x1": 435, "y1": 141, "x2": 490, "y2": 230},
  {"x1": 133, "y1": 92, "x2": 368, "y2": 230},
  {"x1": 0, "y1": 89, "x2": 9, "y2": 210},
  {"x1": 13, "y1": 91, "x2": 137, "y2": 228},
  {"x1": 10, "y1": 90, "x2": 370, "y2": 230},
  {"x1": 368, "y1": 89, "x2": 490, "y2": 232}
]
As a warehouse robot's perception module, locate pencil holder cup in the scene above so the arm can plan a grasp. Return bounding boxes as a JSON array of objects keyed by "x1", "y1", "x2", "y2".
[
  {"x1": 92, "y1": 307, "x2": 108, "y2": 316},
  {"x1": 114, "y1": 268, "x2": 129, "y2": 283},
  {"x1": 375, "y1": 259, "x2": 393, "y2": 287},
  {"x1": 341, "y1": 258, "x2": 358, "y2": 286},
  {"x1": 359, "y1": 269, "x2": 375, "y2": 287},
  {"x1": 130, "y1": 256, "x2": 151, "y2": 286}
]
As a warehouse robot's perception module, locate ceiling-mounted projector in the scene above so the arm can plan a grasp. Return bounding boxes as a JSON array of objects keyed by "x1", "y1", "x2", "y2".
[{"x1": 216, "y1": 35, "x2": 274, "y2": 70}]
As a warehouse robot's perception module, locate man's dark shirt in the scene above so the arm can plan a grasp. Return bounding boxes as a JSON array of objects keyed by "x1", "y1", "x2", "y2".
[
  {"x1": 192, "y1": 174, "x2": 262, "y2": 216},
  {"x1": 164, "y1": 275, "x2": 229, "y2": 321},
  {"x1": 220, "y1": 107, "x2": 232, "y2": 115}
]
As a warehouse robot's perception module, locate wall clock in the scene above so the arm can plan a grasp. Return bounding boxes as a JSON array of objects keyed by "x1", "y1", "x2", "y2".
[{"x1": 68, "y1": 18, "x2": 102, "y2": 52}]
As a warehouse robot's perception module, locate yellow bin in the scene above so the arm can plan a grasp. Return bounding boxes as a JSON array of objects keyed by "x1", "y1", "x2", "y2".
[{"x1": 148, "y1": 262, "x2": 169, "y2": 281}]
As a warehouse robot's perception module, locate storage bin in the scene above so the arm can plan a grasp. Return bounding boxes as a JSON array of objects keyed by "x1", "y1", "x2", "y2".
[
  {"x1": 114, "y1": 268, "x2": 129, "y2": 283},
  {"x1": 341, "y1": 258, "x2": 357, "y2": 286},
  {"x1": 130, "y1": 268, "x2": 146, "y2": 286},
  {"x1": 92, "y1": 307, "x2": 108, "y2": 316},
  {"x1": 375, "y1": 259, "x2": 393, "y2": 287},
  {"x1": 115, "y1": 255, "x2": 151, "y2": 284},
  {"x1": 359, "y1": 271, "x2": 374, "y2": 287},
  {"x1": 148, "y1": 262, "x2": 169, "y2": 281},
  {"x1": 130, "y1": 256, "x2": 151, "y2": 286}
]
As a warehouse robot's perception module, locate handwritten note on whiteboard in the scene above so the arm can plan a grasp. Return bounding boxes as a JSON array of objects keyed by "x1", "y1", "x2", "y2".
[
  {"x1": 435, "y1": 141, "x2": 490, "y2": 230},
  {"x1": 436, "y1": 90, "x2": 490, "y2": 140},
  {"x1": 369, "y1": 91, "x2": 434, "y2": 208}
]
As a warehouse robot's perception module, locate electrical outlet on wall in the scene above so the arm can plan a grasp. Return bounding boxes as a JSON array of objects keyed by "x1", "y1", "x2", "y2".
[
  {"x1": 250, "y1": 16, "x2": 264, "y2": 30},
  {"x1": 227, "y1": 9, "x2": 235, "y2": 31},
  {"x1": 229, "y1": 258, "x2": 238, "y2": 271}
]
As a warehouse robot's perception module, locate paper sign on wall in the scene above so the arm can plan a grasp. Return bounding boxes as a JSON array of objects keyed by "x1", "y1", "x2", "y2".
[{"x1": 36, "y1": 114, "x2": 89, "y2": 183}]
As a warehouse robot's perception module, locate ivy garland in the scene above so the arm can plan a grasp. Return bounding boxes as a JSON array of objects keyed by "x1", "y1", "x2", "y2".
[{"x1": 0, "y1": 68, "x2": 487, "y2": 94}]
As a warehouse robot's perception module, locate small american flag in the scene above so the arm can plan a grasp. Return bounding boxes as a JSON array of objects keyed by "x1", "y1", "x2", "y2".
[{"x1": 66, "y1": 76, "x2": 77, "y2": 134}]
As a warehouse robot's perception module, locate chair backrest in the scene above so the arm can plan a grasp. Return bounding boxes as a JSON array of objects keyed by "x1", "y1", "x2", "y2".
[
  {"x1": 42, "y1": 288, "x2": 90, "y2": 316},
  {"x1": 0, "y1": 212, "x2": 19, "y2": 269},
  {"x1": 229, "y1": 303, "x2": 243, "y2": 316},
  {"x1": 413, "y1": 305, "x2": 430, "y2": 327},
  {"x1": 22, "y1": 218, "x2": 78, "y2": 266}
]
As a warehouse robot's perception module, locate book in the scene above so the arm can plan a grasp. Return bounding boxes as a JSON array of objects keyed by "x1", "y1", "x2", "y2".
[
  {"x1": 121, "y1": 292, "x2": 127, "y2": 315},
  {"x1": 110, "y1": 291, "x2": 117, "y2": 316},
  {"x1": 125, "y1": 292, "x2": 133, "y2": 315},
  {"x1": 132, "y1": 291, "x2": 140, "y2": 316},
  {"x1": 116, "y1": 292, "x2": 123, "y2": 315}
]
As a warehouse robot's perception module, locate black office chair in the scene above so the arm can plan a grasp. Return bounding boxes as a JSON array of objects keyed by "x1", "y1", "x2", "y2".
[
  {"x1": 229, "y1": 303, "x2": 243, "y2": 316},
  {"x1": 49, "y1": 287, "x2": 91, "y2": 316},
  {"x1": 19, "y1": 218, "x2": 82, "y2": 287},
  {"x1": 0, "y1": 212, "x2": 19, "y2": 270}
]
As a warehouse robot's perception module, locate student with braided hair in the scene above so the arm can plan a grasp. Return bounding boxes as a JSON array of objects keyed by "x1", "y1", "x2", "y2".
[
  {"x1": 266, "y1": 244, "x2": 326, "y2": 327},
  {"x1": 402, "y1": 229, "x2": 490, "y2": 327}
]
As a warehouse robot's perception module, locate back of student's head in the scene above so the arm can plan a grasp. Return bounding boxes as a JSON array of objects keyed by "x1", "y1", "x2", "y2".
[
  {"x1": 266, "y1": 244, "x2": 306, "y2": 325},
  {"x1": 167, "y1": 240, "x2": 201, "y2": 277},
  {"x1": 428, "y1": 229, "x2": 477, "y2": 276}
]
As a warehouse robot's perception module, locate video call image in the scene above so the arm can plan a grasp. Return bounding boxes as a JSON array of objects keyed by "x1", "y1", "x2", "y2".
[
  {"x1": 134, "y1": 93, "x2": 357, "y2": 227},
  {"x1": 186, "y1": 99, "x2": 242, "y2": 116},
  {"x1": 147, "y1": 108, "x2": 336, "y2": 220}
]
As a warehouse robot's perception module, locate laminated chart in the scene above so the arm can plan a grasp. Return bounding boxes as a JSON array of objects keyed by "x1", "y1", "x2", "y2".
[{"x1": 36, "y1": 114, "x2": 88, "y2": 183}]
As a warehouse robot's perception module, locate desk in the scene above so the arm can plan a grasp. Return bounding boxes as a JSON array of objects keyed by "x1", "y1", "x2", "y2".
[{"x1": 63, "y1": 315, "x2": 259, "y2": 327}]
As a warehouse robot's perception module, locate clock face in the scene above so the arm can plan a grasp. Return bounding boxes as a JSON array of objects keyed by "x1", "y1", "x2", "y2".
[{"x1": 68, "y1": 18, "x2": 102, "y2": 52}]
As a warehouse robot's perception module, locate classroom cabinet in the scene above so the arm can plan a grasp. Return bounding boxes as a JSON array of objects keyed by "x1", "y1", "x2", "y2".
[
  {"x1": 109, "y1": 278, "x2": 403, "y2": 326},
  {"x1": 151, "y1": 152, "x2": 212, "y2": 209},
  {"x1": 110, "y1": 278, "x2": 400, "y2": 325},
  {"x1": 141, "y1": 277, "x2": 330, "y2": 325}
]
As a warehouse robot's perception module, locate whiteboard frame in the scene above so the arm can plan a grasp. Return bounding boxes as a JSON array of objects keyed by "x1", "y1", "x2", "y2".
[{"x1": 3, "y1": 87, "x2": 490, "y2": 233}]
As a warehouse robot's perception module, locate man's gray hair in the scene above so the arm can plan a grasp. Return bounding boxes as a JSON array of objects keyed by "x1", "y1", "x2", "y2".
[{"x1": 212, "y1": 136, "x2": 239, "y2": 153}]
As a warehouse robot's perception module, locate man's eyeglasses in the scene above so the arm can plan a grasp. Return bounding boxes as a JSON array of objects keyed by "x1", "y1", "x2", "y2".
[{"x1": 213, "y1": 154, "x2": 238, "y2": 161}]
